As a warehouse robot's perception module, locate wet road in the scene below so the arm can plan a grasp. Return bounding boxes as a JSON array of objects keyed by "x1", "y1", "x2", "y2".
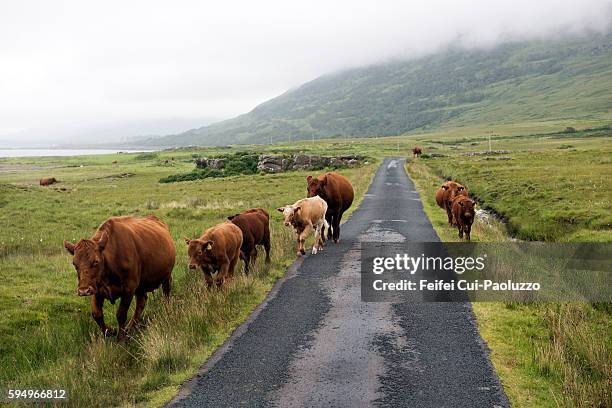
[{"x1": 170, "y1": 158, "x2": 508, "y2": 407}]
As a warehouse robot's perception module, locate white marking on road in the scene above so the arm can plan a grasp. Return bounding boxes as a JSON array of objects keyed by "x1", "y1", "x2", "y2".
[{"x1": 387, "y1": 160, "x2": 398, "y2": 169}]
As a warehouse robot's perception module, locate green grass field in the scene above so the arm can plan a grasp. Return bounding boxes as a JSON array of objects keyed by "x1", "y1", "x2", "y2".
[{"x1": 0, "y1": 124, "x2": 610, "y2": 406}]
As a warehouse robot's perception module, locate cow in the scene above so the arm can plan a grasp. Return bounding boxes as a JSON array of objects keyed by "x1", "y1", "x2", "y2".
[
  {"x1": 306, "y1": 172, "x2": 354, "y2": 243},
  {"x1": 412, "y1": 147, "x2": 423, "y2": 157},
  {"x1": 228, "y1": 208, "x2": 271, "y2": 274},
  {"x1": 452, "y1": 196, "x2": 476, "y2": 241},
  {"x1": 185, "y1": 221, "x2": 243, "y2": 286},
  {"x1": 277, "y1": 196, "x2": 328, "y2": 256},
  {"x1": 63, "y1": 215, "x2": 175, "y2": 340},
  {"x1": 435, "y1": 181, "x2": 468, "y2": 226},
  {"x1": 40, "y1": 177, "x2": 57, "y2": 186}
]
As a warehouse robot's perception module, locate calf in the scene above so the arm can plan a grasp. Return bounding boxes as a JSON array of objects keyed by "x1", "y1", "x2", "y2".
[
  {"x1": 63, "y1": 216, "x2": 175, "y2": 340},
  {"x1": 452, "y1": 196, "x2": 476, "y2": 241},
  {"x1": 277, "y1": 196, "x2": 328, "y2": 256},
  {"x1": 435, "y1": 181, "x2": 468, "y2": 226},
  {"x1": 40, "y1": 177, "x2": 57, "y2": 186},
  {"x1": 412, "y1": 147, "x2": 423, "y2": 157},
  {"x1": 228, "y1": 208, "x2": 271, "y2": 274},
  {"x1": 185, "y1": 221, "x2": 243, "y2": 286}
]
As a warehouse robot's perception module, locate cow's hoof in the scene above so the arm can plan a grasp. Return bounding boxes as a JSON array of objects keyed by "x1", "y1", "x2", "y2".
[
  {"x1": 311, "y1": 248, "x2": 318, "y2": 255},
  {"x1": 333, "y1": 239, "x2": 339, "y2": 244},
  {"x1": 103, "y1": 327, "x2": 117, "y2": 337}
]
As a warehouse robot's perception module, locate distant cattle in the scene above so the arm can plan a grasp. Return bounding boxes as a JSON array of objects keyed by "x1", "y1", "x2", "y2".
[
  {"x1": 185, "y1": 221, "x2": 243, "y2": 286},
  {"x1": 39, "y1": 177, "x2": 57, "y2": 186},
  {"x1": 228, "y1": 208, "x2": 271, "y2": 274},
  {"x1": 63, "y1": 215, "x2": 175, "y2": 340},
  {"x1": 306, "y1": 172, "x2": 354, "y2": 243},
  {"x1": 435, "y1": 181, "x2": 468, "y2": 226},
  {"x1": 412, "y1": 147, "x2": 423, "y2": 157},
  {"x1": 452, "y1": 196, "x2": 476, "y2": 241},
  {"x1": 278, "y1": 196, "x2": 328, "y2": 256}
]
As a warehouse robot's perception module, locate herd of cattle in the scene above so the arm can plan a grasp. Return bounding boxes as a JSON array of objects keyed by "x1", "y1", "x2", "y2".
[
  {"x1": 62, "y1": 171, "x2": 354, "y2": 340},
  {"x1": 435, "y1": 179, "x2": 476, "y2": 241}
]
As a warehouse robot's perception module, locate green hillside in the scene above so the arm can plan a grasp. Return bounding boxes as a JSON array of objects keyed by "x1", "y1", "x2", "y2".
[{"x1": 150, "y1": 33, "x2": 612, "y2": 146}]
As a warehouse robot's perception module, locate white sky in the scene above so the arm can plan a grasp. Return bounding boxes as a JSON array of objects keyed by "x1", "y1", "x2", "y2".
[{"x1": 1, "y1": 0, "x2": 611, "y2": 145}]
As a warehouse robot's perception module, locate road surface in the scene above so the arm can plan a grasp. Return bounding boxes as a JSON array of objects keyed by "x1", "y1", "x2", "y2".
[{"x1": 171, "y1": 157, "x2": 509, "y2": 407}]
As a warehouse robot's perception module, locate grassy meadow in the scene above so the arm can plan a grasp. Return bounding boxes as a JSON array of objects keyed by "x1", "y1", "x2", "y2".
[
  {"x1": 0, "y1": 123, "x2": 610, "y2": 407},
  {"x1": 405, "y1": 128, "x2": 611, "y2": 407},
  {"x1": 0, "y1": 147, "x2": 376, "y2": 406}
]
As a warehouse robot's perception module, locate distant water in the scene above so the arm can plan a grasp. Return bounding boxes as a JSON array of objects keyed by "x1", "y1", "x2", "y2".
[{"x1": 0, "y1": 149, "x2": 154, "y2": 158}]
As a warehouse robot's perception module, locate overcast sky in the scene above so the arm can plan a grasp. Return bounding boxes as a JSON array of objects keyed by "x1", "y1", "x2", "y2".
[{"x1": 1, "y1": 0, "x2": 611, "y2": 146}]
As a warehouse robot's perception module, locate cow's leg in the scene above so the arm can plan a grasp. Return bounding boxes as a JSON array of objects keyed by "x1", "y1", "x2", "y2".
[
  {"x1": 446, "y1": 207, "x2": 454, "y2": 226},
  {"x1": 325, "y1": 213, "x2": 334, "y2": 241},
  {"x1": 333, "y1": 211, "x2": 344, "y2": 243},
  {"x1": 263, "y1": 230, "x2": 271, "y2": 264},
  {"x1": 312, "y1": 223, "x2": 321, "y2": 254},
  {"x1": 298, "y1": 224, "x2": 312, "y2": 256},
  {"x1": 242, "y1": 248, "x2": 251, "y2": 275},
  {"x1": 91, "y1": 294, "x2": 115, "y2": 337},
  {"x1": 458, "y1": 225, "x2": 464, "y2": 239},
  {"x1": 204, "y1": 272, "x2": 215, "y2": 287},
  {"x1": 228, "y1": 253, "x2": 239, "y2": 278},
  {"x1": 466, "y1": 224, "x2": 471, "y2": 241},
  {"x1": 128, "y1": 292, "x2": 148, "y2": 330},
  {"x1": 162, "y1": 276, "x2": 172, "y2": 298},
  {"x1": 216, "y1": 256, "x2": 232, "y2": 284},
  {"x1": 116, "y1": 294, "x2": 134, "y2": 341}
]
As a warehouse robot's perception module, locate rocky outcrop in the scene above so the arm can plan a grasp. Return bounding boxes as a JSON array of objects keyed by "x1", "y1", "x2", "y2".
[
  {"x1": 195, "y1": 158, "x2": 226, "y2": 169},
  {"x1": 257, "y1": 154, "x2": 363, "y2": 173}
]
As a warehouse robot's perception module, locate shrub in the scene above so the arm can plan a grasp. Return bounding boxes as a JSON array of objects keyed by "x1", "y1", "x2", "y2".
[{"x1": 134, "y1": 152, "x2": 159, "y2": 161}]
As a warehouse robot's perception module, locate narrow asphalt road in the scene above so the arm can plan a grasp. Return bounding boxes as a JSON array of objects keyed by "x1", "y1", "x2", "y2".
[{"x1": 171, "y1": 157, "x2": 509, "y2": 408}]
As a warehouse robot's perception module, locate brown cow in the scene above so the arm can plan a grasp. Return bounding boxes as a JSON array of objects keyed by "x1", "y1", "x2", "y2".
[
  {"x1": 452, "y1": 196, "x2": 476, "y2": 241},
  {"x1": 40, "y1": 177, "x2": 57, "y2": 186},
  {"x1": 228, "y1": 208, "x2": 271, "y2": 274},
  {"x1": 412, "y1": 147, "x2": 423, "y2": 157},
  {"x1": 277, "y1": 196, "x2": 328, "y2": 256},
  {"x1": 185, "y1": 221, "x2": 243, "y2": 286},
  {"x1": 435, "y1": 181, "x2": 468, "y2": 226},
  {"x1": 306, "y1": 172, "x2": 354, "y2": 243},
  {"x1": 63, "y1": 216, "x2": 175, "y2": 340}
]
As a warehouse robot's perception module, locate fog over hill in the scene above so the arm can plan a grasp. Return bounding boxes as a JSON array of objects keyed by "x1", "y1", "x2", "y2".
[{"x1": 145, "y1": 33, "x2": 612, "y2": 147}]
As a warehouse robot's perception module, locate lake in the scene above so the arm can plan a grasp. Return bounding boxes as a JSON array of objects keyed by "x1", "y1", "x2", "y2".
[{"x1": 0, "y1": 149, "x2": 155, "y2": 158}]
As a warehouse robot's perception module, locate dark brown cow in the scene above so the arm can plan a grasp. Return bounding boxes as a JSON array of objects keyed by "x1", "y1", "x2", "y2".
[
  {"x1": 412, "y1": 147, "x2": 423, "y2": 157},
  {"x1": 452, "y1": 196, "x2": 475, "y2": 241},
  {"x1": 63, "y1": 216, "x2": 175, "y2": 340},
  {"x1": 228, "y1": 208, "x2": 271, "y2": 274},
  {"x1": 435, "y1": 181, "x2": 468, "y2": 226},
  {"x1": 307, "y1": 172, "x2": 354, "y2": 243},
  {"x1": 185, "y1": 221, "x2": 242, "y2": 286},
  {"x1": 40, "y1": 177, "x2": 57, "y2": 186}
]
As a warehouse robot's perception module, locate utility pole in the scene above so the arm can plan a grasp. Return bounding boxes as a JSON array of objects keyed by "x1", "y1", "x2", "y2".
[{"x1": 488, "y1": 133, "x2": 492, "y2": 152}]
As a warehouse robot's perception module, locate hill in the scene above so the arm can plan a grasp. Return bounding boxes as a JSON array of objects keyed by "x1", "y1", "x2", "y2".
[{"x1": 147, "y1": 33, "x2": 612, "y2": 147}]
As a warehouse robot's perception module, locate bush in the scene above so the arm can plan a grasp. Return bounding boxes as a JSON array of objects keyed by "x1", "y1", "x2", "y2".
[
  {"x1": 134, "y1": 152, "x2": 159, "y2": 161},
  {"x1": 159, "y1": 152, "x2": 259, "y2": 183}
]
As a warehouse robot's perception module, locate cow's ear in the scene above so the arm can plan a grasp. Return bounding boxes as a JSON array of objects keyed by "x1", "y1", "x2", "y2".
[
  {"x1": 227, "y1": 215, "x2": 235, "y2": 220},
  {"x1": 204, "y1": 240, "x2": 214, "y2": 251},
  {"x1": 183, "y1": 237, "x2": 191, "y2": 245},
  {"x1": 97, "y1": 232, "x2": 108, "y2": 251},
  {"x1": 458, "y1": 186, "x2": 465, "y2": 191},
  {"x1": 459, "y1": 201, "x2": 464, "y2": 207},
  {"x1": 64, "y1": 240, "x2": 76, "y2": 255},
  {"x1": 321, "y1": 175, "x2": 328, "y2": 185},
  {"x1": 442, "y1": 185, "x2": 449, "y2": 190},
  {"x1": 294, "y1": 206, "x2": 301, "y2": 213},
  {"x1": 307, "y1": 175, "x2": 313, "y2": 183},
  {"x1": 276, "y1": 207, "x2": 285, "y2": 213}
]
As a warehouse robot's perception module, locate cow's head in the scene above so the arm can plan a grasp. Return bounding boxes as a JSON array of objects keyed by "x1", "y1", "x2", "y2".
[
  {"x1": 306, "y1": 175, "x2": 326, "y2": 199},
  {"x1": 457, "y1": 198, "x2": 475, "y2": 218},
  {"x1": 63, "y1": 232, "x2": 108, "y2": 296},
  {"x1": 445, "y1": 184, "x2": 467, "y2": 207},
  {"x1": 185, "y1": 238, "x2": 215, "y2": 273},
  {"x1": 277, "y1": 206, "x2": 301, "y2": 227}
]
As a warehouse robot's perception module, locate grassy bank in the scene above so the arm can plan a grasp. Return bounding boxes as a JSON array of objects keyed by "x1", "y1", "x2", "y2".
[
  {"x1": 0, "y1": 149, "x2": 377, "y2": 406},
  {"x1": 406, "y1": 139, "x2": 611, "y2": 407}
]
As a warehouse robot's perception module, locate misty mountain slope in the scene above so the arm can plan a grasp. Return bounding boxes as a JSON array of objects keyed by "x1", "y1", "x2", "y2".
[{"x1": 151, "y1": 33, "x2": 612, "y2": 146}]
